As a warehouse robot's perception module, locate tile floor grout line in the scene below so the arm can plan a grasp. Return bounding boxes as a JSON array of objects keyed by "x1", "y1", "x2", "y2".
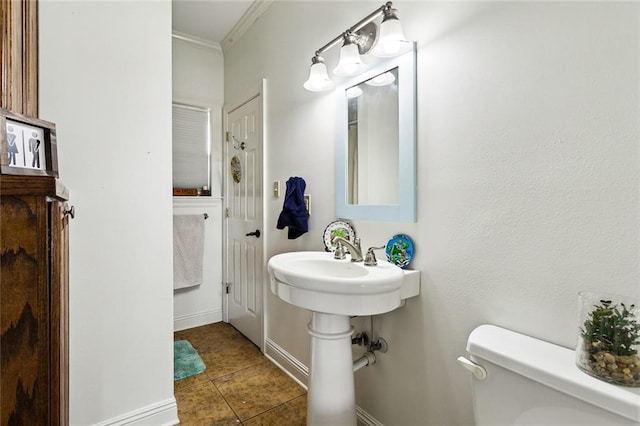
[
  {"x1": 210, "y1": 369, "x2": 291, "y2": 424},
  {"x1": 210, "y1": 372, "x2": 245, "y2": 423},
  {"x1": 240, "y1": 397, "x2": 300, "y2": 424},
  {"x1": 204, "y1": 356, "x2": 266, "y2": 382}
]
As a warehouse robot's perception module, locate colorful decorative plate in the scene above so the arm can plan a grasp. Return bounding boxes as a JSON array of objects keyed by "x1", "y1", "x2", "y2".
[
  {"x1": 230, "y1": 156, "x2": 242, "y2": 183},
  {"x1": 385, "y1": 234, "x2": 414, "y2": 268},
  {"x1": 322, "y1": 220, "x2": 356, "y2": 252}
]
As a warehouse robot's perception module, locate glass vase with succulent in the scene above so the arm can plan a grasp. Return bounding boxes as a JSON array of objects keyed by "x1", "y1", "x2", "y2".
[{"x1": 576, "y1": 293, "x2": 640, "y2": 387}]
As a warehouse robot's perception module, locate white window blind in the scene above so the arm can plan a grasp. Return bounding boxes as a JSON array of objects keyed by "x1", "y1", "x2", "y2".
[{"x1": 172, "y1": 103, "x2": 211, "y2": 190}]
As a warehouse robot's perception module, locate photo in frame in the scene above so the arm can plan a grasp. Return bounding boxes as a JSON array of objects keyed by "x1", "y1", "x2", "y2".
[{"x1": 0, "y1": 108, "x2": 58, "y2": 177}]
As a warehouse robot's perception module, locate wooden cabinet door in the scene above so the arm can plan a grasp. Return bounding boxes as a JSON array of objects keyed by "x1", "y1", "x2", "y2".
[
  {"x1": 1, "y1": 175, "x2": 70, "y2": 426},
  {"x1": 0, "y1": 195, "x2": 50, "y2": 425},
  {"x1": 0, "y1": 196, "x2": 70, "y2": 426}
]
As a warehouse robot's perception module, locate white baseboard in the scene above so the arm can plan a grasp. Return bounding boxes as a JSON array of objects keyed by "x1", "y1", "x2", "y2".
[
  {"x1": 263, "y1": 338, "x2": 383, "y2": 425},
  {"x1": 94, "y1": 398, "x2": 178, "y2": 426},
  {"x1": 264, "y1": 338, "x2": 309, "y2": 388},
  {"x1": 173, "y1": 308, "x2": 222, "y2": 331},
  {"x1": 356, "y1": 406, "x2": 385, "y2": 426}
]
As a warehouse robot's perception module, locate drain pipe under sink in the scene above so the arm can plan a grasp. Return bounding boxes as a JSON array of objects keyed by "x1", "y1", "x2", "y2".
[
  {"x1": 353, "y1": 351, "x2": 377, "y2": 372},
  {"x1": 352, "y1": 316, "x2": 388, "y2": 372}
]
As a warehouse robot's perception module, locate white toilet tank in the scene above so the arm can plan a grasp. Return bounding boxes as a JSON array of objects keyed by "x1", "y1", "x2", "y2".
[{"x1": 463, "y1": 325, "x2": 640, "y2": 426}]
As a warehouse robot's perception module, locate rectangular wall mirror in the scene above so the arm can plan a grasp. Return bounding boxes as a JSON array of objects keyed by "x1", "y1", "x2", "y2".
[{"x1": 335, "y1": 44, "x2": 416, "y2": 222}]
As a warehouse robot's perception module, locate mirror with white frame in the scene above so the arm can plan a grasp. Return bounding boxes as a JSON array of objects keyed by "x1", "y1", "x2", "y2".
[{"x1": 335, "y1": 44, "x2": 416, "y2": 222}]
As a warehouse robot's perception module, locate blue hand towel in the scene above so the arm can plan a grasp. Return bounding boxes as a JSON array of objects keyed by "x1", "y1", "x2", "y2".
[{"x1": 277, "y1": 177, "x2": 309, "y2": 239}]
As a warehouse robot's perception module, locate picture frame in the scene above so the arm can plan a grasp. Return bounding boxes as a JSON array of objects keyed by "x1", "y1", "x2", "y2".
[{"x1": 0, "y1": 107, "x2": 58, "y2": 177}]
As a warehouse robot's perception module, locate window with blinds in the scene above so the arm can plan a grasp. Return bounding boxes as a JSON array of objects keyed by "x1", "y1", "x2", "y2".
[{"x1": 172, "y1": 103, "x2": 211, "y2": 194}]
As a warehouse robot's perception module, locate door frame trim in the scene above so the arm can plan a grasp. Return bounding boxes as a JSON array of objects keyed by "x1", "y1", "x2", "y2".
[{"x1": 222, "y1": 79, "x2": 267, "y2": 351}]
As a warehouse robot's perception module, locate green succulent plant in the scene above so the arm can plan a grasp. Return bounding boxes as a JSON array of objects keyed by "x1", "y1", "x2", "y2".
[{"x1": 581, "y1": 299, "x2": 640, "y2": 356}]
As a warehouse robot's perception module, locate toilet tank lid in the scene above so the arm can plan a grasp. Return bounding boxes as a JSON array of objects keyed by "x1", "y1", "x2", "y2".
[{"x1": 467, "y1": 324, "x2": 640, "y2": 423}]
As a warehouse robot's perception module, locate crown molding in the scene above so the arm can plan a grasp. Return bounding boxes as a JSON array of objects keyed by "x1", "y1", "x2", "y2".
[
  {"x1": 172, "y1": 31, "x2": 222, "y2": 51},
  {"x1": 221, "y1": 0, "x2": 273, "y2": 52}
]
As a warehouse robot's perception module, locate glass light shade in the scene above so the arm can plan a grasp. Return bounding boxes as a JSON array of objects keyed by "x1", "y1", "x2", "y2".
[
  {"x1": 333, "y1": 43, "x2": 366, "y2": 76},
  {"x1": 303, "y1": 62, "x2": 335, "y2": 92},
  {"x1": 364, "y1": 71, "x2": 396, "y2": 87},
  {"x1": 371, "y1": 18, "x2": 412, "y2": 58},
  {"x1": 346, "y1": 86, "x2": 363, "y2": 98}
]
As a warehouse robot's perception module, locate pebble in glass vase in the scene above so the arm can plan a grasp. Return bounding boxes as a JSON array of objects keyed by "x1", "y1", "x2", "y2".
[{"x1": 576, "y1": 291, "x2": 640, "y2": 387}]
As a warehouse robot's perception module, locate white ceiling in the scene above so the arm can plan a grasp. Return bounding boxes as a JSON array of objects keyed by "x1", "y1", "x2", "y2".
[{"x1": 172, "y1": 0, "x2": 255, "y2": 44}]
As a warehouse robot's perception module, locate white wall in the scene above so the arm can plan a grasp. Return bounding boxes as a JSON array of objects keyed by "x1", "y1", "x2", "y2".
[
  {"x1": 39, "y1": 1, "x2": 177, "y2": 424},
  {"x1": 172, "y1": 199, "x2": 223, "y2": 331},
  {"x1": 172, "y1": 36, "x2": 224, "y2": 197},
  {"x1": 172, "y1": 37, "x2": 224, "y2": 331},
  {"x1": 225, "y1": 1, "x2": 639, "y2": 424}
]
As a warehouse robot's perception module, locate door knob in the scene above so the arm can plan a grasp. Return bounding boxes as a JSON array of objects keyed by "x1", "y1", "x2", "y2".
[
  {"x1": 246, "y1": 229, "x2": 261, "y2": 238},
  {"x1": 63, "y1": 204, "x2": 75, "y2": 219}
]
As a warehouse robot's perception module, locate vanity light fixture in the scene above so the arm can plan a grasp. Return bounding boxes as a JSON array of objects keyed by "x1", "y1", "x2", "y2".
[
  {"x1": 370, "y1": 5, "x2": 412, "y2": 57},
  {"x1": 333, "y1": 32, "x2": 367, "y2": 76},
  {"x1": 303, "y1": 1, "x2": 410, "y2": 92},
  {"x1": 303, "y1": 54, "x2": 335, "y2": 92}
]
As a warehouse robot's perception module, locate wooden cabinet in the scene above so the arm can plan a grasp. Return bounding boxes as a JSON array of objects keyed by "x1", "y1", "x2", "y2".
[
  {"x1": 0, "y1": 0, "x2": 39, "y2": 116},
  {"x1": 1, "y1": 175, "x2": 70, "y2": 425}
]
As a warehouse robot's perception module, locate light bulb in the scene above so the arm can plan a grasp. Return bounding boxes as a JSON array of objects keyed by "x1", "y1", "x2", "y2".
[
  {"x1": 333, "y1": 34, "x2": 367, "y2": 77},
  {"x1": 371, "y1": 9, "x2": 412, "y2": 58},
  {"x1": 303, "y1": 57, "x2": 335, "y2": 92},
  {"x1": 364, "y1": 71, "x2": 396, "y2": 87}
]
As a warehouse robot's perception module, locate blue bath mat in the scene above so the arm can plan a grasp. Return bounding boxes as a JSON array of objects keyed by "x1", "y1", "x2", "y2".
[{"x1": 174, "y1": 340, "x2": 206, "y2": 380}]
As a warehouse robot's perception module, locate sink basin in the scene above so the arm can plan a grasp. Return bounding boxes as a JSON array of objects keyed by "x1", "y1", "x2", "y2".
[{"x1": 268, "y1": 251, "x2": 405, "y2": 315}]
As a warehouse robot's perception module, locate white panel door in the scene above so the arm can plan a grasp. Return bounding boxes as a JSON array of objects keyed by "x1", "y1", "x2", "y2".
[{"x1": 224, "y1": 93, "x2": 263, "y2": 348}]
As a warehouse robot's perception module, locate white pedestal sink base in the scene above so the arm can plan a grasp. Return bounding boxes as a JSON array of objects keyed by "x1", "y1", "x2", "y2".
[{"x1": 307, "y1": 312, "x2": 356, "y2": 426}]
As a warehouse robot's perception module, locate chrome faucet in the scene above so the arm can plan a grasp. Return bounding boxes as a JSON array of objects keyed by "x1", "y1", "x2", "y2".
[{"x1": 332, "y1": 236, "x2": 363, "y2": 262}]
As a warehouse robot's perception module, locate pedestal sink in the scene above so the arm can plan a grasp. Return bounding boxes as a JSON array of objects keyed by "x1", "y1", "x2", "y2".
[{"x1": 268, "y1": 251, "x2": 417, "y2": 425}]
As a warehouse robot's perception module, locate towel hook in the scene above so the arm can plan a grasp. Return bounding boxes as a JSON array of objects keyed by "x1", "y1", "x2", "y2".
[
  {"x1": 232, "y1": 136, "x2": 246, "y2": 150},
  {"x1": 203, "y1": 213, "x2": 209, "y2": 220}
]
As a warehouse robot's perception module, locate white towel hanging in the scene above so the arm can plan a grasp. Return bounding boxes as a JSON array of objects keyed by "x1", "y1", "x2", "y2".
[{"x1": 173, "y1": 215, "x2": 205, "y2": 290}]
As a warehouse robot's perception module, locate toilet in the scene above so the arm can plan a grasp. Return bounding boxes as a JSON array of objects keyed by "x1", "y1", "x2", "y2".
[{"x1": 460, "y1": 324, "x2": 640, "y2": 425}]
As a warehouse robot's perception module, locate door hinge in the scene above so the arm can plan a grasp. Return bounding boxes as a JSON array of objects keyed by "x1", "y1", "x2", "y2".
[
  {"x1": 225, "y1": 208, "x2": 230, "y2": 218},
  {"x1": 225, "y1": 131, "x2": 230, "y2": 142},
  {"x1": 224, "y1": 282, "x2": 231, "y2": 294}
]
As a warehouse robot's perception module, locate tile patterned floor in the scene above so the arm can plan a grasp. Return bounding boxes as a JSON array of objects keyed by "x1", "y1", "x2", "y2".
[{"x1": 174, "y1": 322, "x2": 307, "y2": 425}]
